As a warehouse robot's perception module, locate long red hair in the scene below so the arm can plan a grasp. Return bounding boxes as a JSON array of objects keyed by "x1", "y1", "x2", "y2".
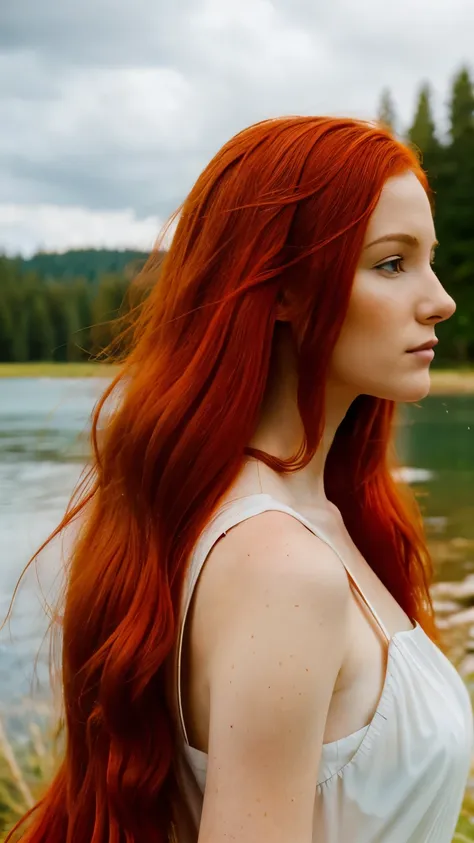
[{"x1": 6, "y1": 116, "x2": 438, "y2": 842}]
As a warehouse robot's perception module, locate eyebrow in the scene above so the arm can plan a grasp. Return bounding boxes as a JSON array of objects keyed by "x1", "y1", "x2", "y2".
[{"x1": 365, "y1": 233, "x2": 439, "y2": 249}]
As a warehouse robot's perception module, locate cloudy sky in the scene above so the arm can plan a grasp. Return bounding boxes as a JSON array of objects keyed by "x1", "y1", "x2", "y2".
[{"x1": 1, "y1": 0, "x2": 473, "y2": 257}]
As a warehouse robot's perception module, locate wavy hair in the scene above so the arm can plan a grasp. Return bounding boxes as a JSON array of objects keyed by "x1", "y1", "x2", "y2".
[{"x1": 6, "y1": 116, "x2": 438, "y2": 843}]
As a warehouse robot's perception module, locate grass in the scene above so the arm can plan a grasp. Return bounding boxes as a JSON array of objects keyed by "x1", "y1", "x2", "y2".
[
  {"x1": 0, "y1": 712, "x2": 59, "y2": 841},
  {"x1": 429, "y1": 369, "x2": 474, "y2": 395},
  {"x1": 0, "y1": 362, "x2": 119, "y2": 378},
  {"x1": 0, "y1": 362, "x2": 474, "y2": 393},
  {"x1": 454, "y1": 785, "x2": 474, "y2": 840}
]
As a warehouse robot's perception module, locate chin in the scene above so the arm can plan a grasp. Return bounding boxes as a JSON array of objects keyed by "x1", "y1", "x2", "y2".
[
  {"x1": 395, "y1": 372, "x2": 432, "y2": 403},
  {"x1": 367, "y1": 372, "x2": 432, "y2": 403}
]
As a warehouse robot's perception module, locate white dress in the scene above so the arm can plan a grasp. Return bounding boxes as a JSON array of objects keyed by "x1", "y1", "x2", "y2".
[{"x1": 173, "y1": 493, "x2": 474, "y2": 842}]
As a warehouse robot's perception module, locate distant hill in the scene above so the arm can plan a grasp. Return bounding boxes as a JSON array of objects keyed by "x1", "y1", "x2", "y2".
[{"x1": 20, "y1": 248, "x2": 152, "y2": 283}]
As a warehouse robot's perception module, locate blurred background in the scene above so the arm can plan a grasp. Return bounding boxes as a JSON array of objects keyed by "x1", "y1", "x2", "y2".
[{"x1": 0, "y1": 0, "x2": 474, "y2": 839}]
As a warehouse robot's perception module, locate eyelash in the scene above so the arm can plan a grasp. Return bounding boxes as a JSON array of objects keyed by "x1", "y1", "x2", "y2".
[
  {"x1": 374, "y1": 254, "x2": 437, "y2": 276},
  {"x1": 375, "y1": 257, "x2": 405, "y2": 275}
]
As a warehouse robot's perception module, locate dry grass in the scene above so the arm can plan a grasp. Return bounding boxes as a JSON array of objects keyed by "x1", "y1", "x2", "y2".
[
  {"x1": 430, "y1": 369, "x2": 474, "y2": 395},
  {"x1": 0, "y1": 364, "x2": 474, "y2": 393},
  {"x1": 0, "y1": 708, "x2": 60, "y2": 841},
  {"x1": 0, "y1": 362, "x2": 119, "y2": 378},
  {"x1": 454, "y1": 787, "x2": 474, "y2": 840}
]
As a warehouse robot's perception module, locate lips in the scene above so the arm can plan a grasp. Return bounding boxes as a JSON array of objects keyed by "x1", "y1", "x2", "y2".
[{"x1": 407, "y1": 339, "x2": 439, "y2": 353}]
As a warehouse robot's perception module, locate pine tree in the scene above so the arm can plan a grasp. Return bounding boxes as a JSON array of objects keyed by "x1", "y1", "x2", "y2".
[
  {"x1": 436, "y1": 67, "x2": 474, "y2": 361},
  {"x1": 450, "y1": 66, "x2": 474, "y2": 145},
  {"x1": 0, "y1": 292, "x2": 15, "y2": 361},
  {"x1": 68, "y1": 278, "x2": 93, "y2": 360},
  {"x1": 377, "y1": 88, "x2": 397, "y2": 133},
  {"x1": 445, "y1": 67, "x2": 474, "y2": 255},
  {"x1": 46, "y1": 282, "x2": 74, "y2": 362},
  {"x1": 90, "y1": 274, "x2": 128, "y2": 358},
  {"x1": 408, "y1": 84, "x2": 438, "y2": 156},
  {"x1": 0, "y1": 259, "x2": 16, "y2": 361},
  {"x1": 26, "y1": 289, "x2": 55, "y2": 361},
  {"x1": 4, "y1": 263, "x2": 29, "y2": 362}
]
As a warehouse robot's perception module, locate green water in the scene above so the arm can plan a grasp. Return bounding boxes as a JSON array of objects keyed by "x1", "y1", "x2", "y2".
[{"x1": 400, "y1": 396, "x2": 474, "y2": 580}]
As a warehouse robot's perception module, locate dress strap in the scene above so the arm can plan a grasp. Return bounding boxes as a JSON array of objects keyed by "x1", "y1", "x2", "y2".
[
  {"x1": 175, "y1": 492, "x2": 391, "y2": 745},
  {"x1": 176, "y1": 501, "x2": 256, "y2": 743},
  {"x1": 261, "y1": 495, "x2": 392, "y2": 644}
]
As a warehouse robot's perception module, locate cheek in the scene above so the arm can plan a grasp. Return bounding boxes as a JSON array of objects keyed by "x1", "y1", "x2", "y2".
[
  {"x1": 338, "y1": 284, "x2": 397, "y2": 350},
  {"x1": 328, "y1": 274, "x2": 427, "y2": 401},
  {"x1": 330, "y1": 278, "x2": 409, "y2": 385}
]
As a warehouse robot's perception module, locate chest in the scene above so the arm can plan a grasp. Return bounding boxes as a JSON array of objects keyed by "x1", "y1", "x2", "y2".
[{"x1": 315, "y1": 527, "x2": 414, "y2": 744}]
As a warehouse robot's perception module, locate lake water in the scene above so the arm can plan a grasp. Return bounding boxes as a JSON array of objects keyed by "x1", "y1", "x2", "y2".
[{"x1": 1, "y1": 378, "x2": 473, "y2": 725}]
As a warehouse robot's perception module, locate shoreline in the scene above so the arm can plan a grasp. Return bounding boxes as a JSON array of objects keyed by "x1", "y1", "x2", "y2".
[
  {"x1": 428, "y1": 370, "x2": 474, "y2": 395},
  {"x1": 0, "y1": 362, "x2": 119, "y2": 379},
  {"x1": 0, "y1": 362, "x2": 474, "y2": 394}
]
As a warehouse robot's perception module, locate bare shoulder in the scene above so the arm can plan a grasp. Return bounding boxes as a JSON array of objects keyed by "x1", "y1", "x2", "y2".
[
  {"x1": 194, "y1": 509, "x2": 352, "y2": 842},
  {"x1": 195, "y1": 508, "x2": 352, "y2": 649}
]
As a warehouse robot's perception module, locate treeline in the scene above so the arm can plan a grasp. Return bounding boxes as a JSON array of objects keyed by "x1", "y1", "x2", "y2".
[
  {"x1": 0, "y1": 253, "x2": 155, "y2": 362},
  {"x1": 21, "y1": 248, "x2": 150, "y2": 284},
  {"x1": 0, "y1": 65, "x2": 473, "y2": 364}
]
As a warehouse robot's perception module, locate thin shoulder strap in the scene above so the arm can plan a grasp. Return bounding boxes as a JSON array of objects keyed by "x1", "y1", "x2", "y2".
[
  {"x1": 176, "y1": 497, "x2": 263, "y2": 743},
  {"x1": 175, "y1": 493, "x2": 390, "y2": 745},
  {"x1": 262, "y1": 496, "x2": 392, "y2": 644}
]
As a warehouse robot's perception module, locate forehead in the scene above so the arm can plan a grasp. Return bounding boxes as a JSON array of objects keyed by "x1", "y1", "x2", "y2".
[{"x1": 364, "y1": 171, "x2": 435, "y2": 243}]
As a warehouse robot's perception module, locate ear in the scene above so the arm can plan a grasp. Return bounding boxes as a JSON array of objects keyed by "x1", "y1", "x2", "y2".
[{"x1": 275, "y1": 288, "x2": 292, "y2": 322}]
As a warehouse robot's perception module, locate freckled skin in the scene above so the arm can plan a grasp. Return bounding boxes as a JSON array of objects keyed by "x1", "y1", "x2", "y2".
[
  {"x1": 188, "y1": 173, "x2": 457, "y2": 843},
  {"x1": 328, "y1": 172, "x2": 455, "y2": 404}
]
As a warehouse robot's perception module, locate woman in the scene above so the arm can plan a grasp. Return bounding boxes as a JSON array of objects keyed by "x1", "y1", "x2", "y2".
[{"x1": 7, "y1": 116, "x2": 473, "y2": 843}]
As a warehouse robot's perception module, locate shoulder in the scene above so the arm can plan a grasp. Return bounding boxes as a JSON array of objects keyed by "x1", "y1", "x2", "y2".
[
  {"x1": 194, "y1": 509, "x2": 352, "y2": 840},
  {"x1": 195, "y1": 508, "x2": 352, "y2": 671},
  {"x1": 201, "y1": 507, "x2": 351, "y2": 605}
]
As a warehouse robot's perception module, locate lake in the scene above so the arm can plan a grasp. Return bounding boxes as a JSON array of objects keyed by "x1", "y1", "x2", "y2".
[{"x1": 0, "y1": 378, "x2": 473, "y2": 726}]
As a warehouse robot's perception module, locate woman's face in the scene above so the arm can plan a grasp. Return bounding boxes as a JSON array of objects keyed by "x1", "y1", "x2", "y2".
[{"x1": 328, "y1": 170, "x2": 456, "y2": 403}]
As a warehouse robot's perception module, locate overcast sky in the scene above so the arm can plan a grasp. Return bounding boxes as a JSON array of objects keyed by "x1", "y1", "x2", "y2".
[{"x1": 1, "y1": 0, "x2": 473, "y2": 257}]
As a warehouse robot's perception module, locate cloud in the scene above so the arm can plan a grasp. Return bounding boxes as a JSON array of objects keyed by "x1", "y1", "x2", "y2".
[
  {"x1": 0, "y1": 205, "x2": 165, "y2": 258},
  {"x1": 0, "y1": 0, "x2": 472, "y2": 255}
]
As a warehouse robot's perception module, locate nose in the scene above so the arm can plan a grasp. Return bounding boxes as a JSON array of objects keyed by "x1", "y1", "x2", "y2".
[{"x1": 418, "y1": 270, "x2": 456, "y2": 325}]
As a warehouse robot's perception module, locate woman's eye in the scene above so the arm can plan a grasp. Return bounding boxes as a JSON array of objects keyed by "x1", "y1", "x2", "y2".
[{"x1": 375, "y1": 257, "x2": 404, "y2": 275}]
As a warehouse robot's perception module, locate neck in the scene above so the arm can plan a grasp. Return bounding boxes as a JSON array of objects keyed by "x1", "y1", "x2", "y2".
[{"x1": 247, "y1": 326, "x2": 357, "y2": 511}]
